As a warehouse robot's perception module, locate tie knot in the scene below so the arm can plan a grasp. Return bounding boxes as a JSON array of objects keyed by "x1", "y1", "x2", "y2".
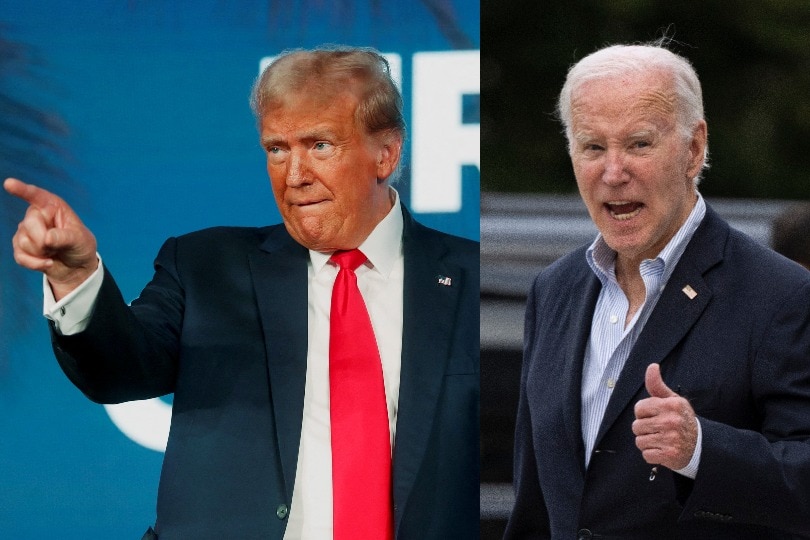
[{"x1": 330, "y1": 249, "x2": 367, "y2": 271}]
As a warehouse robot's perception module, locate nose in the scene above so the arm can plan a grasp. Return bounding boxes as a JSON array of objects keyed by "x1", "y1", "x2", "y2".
[
  {"x1": 601, "y1": 149, "x2": 628, "y2": 186},
  {"x1": 286, "y1": 150, "x2": 310, "y2": 187}
]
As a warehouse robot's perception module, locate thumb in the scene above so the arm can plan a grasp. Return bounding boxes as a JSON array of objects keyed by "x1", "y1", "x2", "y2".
[
  {"x1": 645, "y1": 363, "x2": 677, "y2": 398},
  {"x1": 44, "y1": 226, "x2": 86, "y2": 252}
]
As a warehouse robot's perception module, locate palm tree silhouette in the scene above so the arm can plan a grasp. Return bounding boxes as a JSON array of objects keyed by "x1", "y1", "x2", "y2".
[{"x1": 0, "y1": 28, "x2": 73, "y2": 372}]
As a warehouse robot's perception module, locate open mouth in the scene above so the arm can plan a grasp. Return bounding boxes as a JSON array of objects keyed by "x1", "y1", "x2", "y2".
[{"x1": 605, "y1": 201, "x2": 643, "y2": 221}]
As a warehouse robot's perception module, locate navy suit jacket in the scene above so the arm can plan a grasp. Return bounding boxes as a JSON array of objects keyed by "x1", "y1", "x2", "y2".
[
  {"x1": 505, "y1": 206, "x2": 810, "y2": 539},
  {"x1": 51, "y1": 207, "x2": 480, "y2": 539}
]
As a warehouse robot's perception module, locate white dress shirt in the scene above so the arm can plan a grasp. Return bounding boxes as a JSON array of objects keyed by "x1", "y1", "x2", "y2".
[
  {"x1": 43, "y1": 255, "x2": 104, "y2": 333},
  {"x1": 44, "y1": 190, "x2": 405, "y2": 540},
  {"x1": 285, "y1": 192, "x2": 403, "y2": 539}
]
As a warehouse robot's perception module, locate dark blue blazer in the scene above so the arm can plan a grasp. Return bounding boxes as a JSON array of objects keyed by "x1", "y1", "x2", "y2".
[
  {"x1": 51, "y1": 207, "x2": 480, "y2": 539},
  {"x1": 505, "y1": 206, "x2": 810, "y2": 540}
]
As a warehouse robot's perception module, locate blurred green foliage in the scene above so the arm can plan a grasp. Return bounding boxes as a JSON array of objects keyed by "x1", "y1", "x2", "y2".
[{"x1": 482, "y1": 0, "x2": 810, "y2": 199}]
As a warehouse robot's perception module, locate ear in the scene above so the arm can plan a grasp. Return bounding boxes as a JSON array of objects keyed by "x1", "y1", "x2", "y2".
[
  {"x1": 375, "y1": 132, "x2": 403, "y2": 181},
  {"x1": 686, "y1": 120, "x2": 708, "y2": 180}
]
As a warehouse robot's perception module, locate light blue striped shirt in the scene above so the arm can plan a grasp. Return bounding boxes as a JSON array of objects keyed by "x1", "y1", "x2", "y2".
[{"x1": 581, "y1": 194, "x2": 706, "y2": 477}]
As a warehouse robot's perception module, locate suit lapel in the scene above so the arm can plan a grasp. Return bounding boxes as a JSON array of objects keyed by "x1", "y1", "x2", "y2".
[
  {"x1": 249, "y1": 227, "x2": 309, "y2": 500},
  {"x1": 393, "y1": 210, "x2": 464, "y2": 528},
  {"x1": 562, "y1": 268, "x2": 602, "y2": 473},
  {"x1": 594, "y1": 208, "x2": 727, "y2": 447}
]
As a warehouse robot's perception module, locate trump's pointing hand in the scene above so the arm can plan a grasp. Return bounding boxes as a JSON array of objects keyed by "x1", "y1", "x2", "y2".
[
  {"x1": 4, "y1": 178, "x2": 98, "y2": 300},
  {"x1": 632, "y1": 363, "x2": 698, "y2": 471}
]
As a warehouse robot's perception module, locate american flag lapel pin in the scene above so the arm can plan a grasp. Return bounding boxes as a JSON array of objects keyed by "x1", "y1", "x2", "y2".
[
  {"x1": 682, "y1": 284, "x2": 697, "y2": 300},
  {"x1": 437, "y1": 275, "x2": 452, "y2": 286}
]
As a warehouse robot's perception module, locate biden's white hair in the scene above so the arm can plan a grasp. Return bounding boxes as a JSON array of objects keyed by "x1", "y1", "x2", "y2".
[{"x1": 557, "y1": 42, "x2": 709, "y2": 183}]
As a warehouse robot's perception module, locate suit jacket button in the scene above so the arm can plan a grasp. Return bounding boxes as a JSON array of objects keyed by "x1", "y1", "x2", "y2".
[
  {"x1": 276, "y1": 504, "x2": 289, "y2": 520},
  {"x1": 577, "y1": 529, "x2": 592, "y2": 540}
]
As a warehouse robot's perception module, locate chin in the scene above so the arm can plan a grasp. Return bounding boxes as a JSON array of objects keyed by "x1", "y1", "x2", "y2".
[
  {"x1": 297, "y1": 234, "x2": 331, "y2": 252},
  {"x1": 603, "y1": 233, "x2": 647, "y2": 256}
]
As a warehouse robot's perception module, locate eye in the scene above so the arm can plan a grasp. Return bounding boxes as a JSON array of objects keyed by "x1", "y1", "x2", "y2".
[
  {"x1": 630, "y1": 139, "x2": 652, "y2": 150},
  {"x1": 311, "y1": 141, "x2": 336, "y2": 158},
  {"x1": 263, "y1": 142, "x2": 286, "y2": 155},
  {"x1": 581, "y1": 143, "x2": 604, "y2": 154},
  {"x1": 265, "y1": 145, "x2": 288, "y2": 164}
]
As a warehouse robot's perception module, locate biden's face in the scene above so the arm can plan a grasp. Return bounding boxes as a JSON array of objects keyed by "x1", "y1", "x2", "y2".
[{"x1": 569, "y1": 70, "x2": 707, "y2": 266}]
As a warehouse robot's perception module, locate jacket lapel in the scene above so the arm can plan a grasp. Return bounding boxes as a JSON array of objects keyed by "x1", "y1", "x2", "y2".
[
  {"x1": 562, "y1": 267, "x2": 602, "y2": 473},
  {"x1": 249, "y1": 226, "x2": 309, "y2": 500},
  {"x1": 594, "y1": 208, "x2": 727, "y2": 447},
  {"x1": 393, "y1": 209, "x2": 466, "y2": 528}
]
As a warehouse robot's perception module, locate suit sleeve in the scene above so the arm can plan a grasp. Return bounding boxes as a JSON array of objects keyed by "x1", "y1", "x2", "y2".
[
  {"x1": 503, "y1": 281, "x2": 551, "y2": 540},
  {"x1": 51, "y1": 237, "x2": 184, "y2": 404},
  {"x1": 681, "y1": 279, "x2": 810, "y2": 535}
]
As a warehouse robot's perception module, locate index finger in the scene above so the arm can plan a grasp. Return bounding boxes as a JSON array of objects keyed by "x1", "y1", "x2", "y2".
[
  {"x1": 634, "y1": 396, "x2": 666, "y2": 419},
  {"x1": 4, "y1": 178, "x2": 63, "y2": 209}
]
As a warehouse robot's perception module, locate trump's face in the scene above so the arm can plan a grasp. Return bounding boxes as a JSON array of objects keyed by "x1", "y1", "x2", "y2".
[
  {"x1": 260, "y1": 91, "x2": 401, "y2": 252},
  {"x1": 569, "y1": 70, "x2": 707, "y2": 267}
]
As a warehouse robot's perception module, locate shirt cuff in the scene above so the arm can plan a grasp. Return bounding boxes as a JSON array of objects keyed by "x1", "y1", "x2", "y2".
[
  {"x1": 674, "y1": 417, "x2": 702, "y2": 479},
  {"x1": 43, "y1": 255, "x2": 104, "y2": 336}
]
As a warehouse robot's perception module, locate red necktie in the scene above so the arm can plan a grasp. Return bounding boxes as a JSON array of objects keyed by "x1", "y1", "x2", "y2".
[{"x1": 329, "y1": 249, "x2": 394, "y2": 540}]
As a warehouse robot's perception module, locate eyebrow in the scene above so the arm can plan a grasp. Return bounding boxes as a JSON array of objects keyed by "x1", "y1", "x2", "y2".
[
  {"x1": 261, "y1": 128, "x2": 338, "y2": 148},
  {"x1": 628, "y1": 130, "x2": 657, "y2": 139},
  {"x1": 573, "y1": 131, "x2": 594, "y2": 144},
  {"x1": 260, "y1": 135, "x2": 284, "y2": 148},
  {"x1": 572, "y1": 127, "x2": 660, "y2": 144}
]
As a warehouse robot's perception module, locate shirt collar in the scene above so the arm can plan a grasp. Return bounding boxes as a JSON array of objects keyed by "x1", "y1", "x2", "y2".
[
  {"x1": 587, "y1": 192, "x2": 707, "y2": 284},
  {"x1": 309, "y1": 187, "x2": 403, "y2": 277}
]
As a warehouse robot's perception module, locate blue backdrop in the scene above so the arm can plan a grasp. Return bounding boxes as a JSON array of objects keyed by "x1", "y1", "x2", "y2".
[{"x1": 0, "y1": 2, "x2": 479, "y2": 537}]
